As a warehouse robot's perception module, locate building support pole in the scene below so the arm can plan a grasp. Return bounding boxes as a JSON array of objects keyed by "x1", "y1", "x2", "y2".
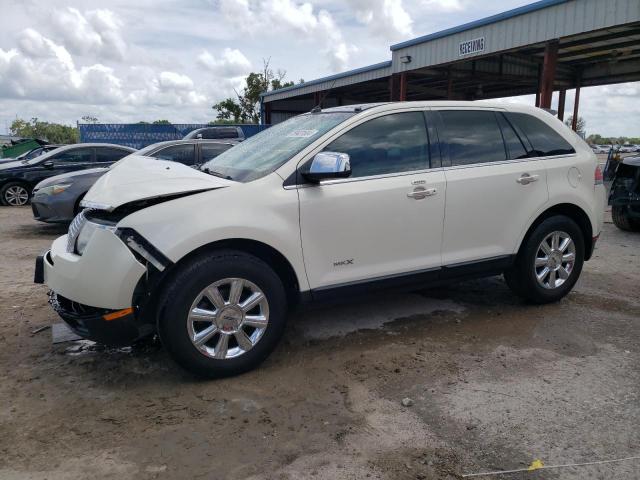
[
  {"x1": 313, "y1": 91, "x2": 322, "y2": 108},
  {"x1": 539, "y1": 41, "x2": 558, "y2": 109},
  {"x1": 390, "y1": 73, "x2": 407, "y2": 101},
  {"x1": 572, "y1": 74, "x2": 581, "y2": 132},
  {"x1": 264, "y1": 102, "x2": 272, "y2": 125},
  {"x1": 447, "y1": 68, "x2": 454, "y2": 99},
  {"x1": 557, "y1": 89, "x2": 566, "y2": 121},
  {"x1": 399, "y1": 72, "x2": 407, "y2": 101}
]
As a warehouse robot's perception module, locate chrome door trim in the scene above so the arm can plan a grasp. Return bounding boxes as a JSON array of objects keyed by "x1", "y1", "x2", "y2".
[{"x1": 283, "y1": 167, "x2": 444, "y2": 189}]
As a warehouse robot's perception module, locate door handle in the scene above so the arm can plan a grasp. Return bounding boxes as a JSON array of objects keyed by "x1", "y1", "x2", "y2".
[
  {"x1": 407, "y1": 187, "x2": 437, "y2": 199},
  {"x1": 516, "y1": 173, "x2": 539, "y2": 185}
]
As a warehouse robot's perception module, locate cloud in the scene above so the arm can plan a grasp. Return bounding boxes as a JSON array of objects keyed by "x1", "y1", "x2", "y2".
[
  {"x1": 197, "y1": 48, "x2": 252, "y2": 77},
  {"x1": 219, "y1": 0, "x2": 357, "y2": 71},
  {"x1": 346, "y1": 0, "x2": 414, "y2": 40},
  {"x1": 0, "y1": 29, "x2": 122, "y2": 103},
  {"x1": 420, "y1": 0, "x2": 463, "y2": 12},
  {"x1": 0, "y1": 28, "x2": 206, "y2": 110},
  {"x1": 49, "y1": 7, "x2": 126, "y2": 61}
]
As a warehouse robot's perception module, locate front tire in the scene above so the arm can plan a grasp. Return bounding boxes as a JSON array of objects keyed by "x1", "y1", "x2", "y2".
[
  {"x1": 158, "y1": 250, "x2": 288, "y2": 378},
  {"x1": 1, "y1": 182, "x2": 30, "y2": 206},
  {"x1": 505, "y1": 216, "x2": 584, "y2": 304}
]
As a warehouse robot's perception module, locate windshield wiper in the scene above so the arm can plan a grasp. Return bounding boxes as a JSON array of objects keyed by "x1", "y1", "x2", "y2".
[{"x1": 202, "y1": 167, "x2": 232, "y2": 180}]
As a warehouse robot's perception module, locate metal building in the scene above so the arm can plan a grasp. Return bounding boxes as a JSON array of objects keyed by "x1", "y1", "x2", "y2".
[{"x1": 261, "y1": 0, "x2": 640, "y2": 130}]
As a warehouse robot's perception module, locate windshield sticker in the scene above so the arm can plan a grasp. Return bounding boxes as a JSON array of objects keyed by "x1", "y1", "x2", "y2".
[{"x1": 286, "y1": 129, "x2": 318, "y2": 138}]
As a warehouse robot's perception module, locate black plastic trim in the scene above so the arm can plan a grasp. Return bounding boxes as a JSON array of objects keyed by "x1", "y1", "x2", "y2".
[
  {"x1": 116, "y1": 228, "x2": 173, "y2": 269},
  {"x1": 306, "y1": 255, "x2": 515, "y2": 302},
  {"x1": 34, "y1": 252, "x2": 45, "y2": 284}
]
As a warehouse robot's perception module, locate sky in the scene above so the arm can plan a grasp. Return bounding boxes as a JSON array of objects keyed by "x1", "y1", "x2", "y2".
[{"x1": 0, "y1": 0, "x2": 638, "y2": 137}]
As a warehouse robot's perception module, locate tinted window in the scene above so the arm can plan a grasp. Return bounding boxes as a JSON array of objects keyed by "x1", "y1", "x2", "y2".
[
  {"x1": 439, "y1": 110, "x2": 506, "y2": 166},
  {"x1": 505, "y1": 112, "x2": 575, "y2": 157},
  {"x1": 154, "y1": 144, "x2": 196, "y2": 165},
  {"x1": 50, "y1": 148, "x2": 93, "y2": 163},
  {"x1": 497, "y1": 114, "x2": 528, "y2": 160},
  {"x1": 201, "y1": 143, "x2": 233, "y2": 162},
  {"x1": 203, "y1": 127, "x2": 240, "y2": 139},
  {"x1": 322, "y1": 112, "x2": 429, "y2": 178},
  {"x1": 95, "y1": 147, "x2": 131, "y2": 163}
]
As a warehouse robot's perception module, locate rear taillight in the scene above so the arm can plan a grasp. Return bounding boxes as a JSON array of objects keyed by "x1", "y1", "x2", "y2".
[{"x1": 594, "y1": 165, "x2": 604, "y2": 186}]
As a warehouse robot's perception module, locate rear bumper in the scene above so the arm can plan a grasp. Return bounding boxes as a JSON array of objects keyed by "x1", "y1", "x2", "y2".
[{"x1": 49, "y1": 292, "x2": 153, "y2": 346}]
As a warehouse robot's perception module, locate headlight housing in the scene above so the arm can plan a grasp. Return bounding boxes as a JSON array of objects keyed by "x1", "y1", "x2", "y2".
[
  {"x1": 37, "y1": 183, "x2": 72, "y2": 196},
  {"x1": 67, "y1": 210, "x2": 118, "y2": 255},
  {"x1": 75, "y1": 220, "x2": 117, "y2": 255}
]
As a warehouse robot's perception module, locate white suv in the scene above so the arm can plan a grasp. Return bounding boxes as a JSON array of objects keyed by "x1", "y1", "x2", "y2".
[{"x1": 35, "y1": 102, "x2": 606, "y2": 377}]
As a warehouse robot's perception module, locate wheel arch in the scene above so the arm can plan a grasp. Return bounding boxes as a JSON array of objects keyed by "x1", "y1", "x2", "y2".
[
  {"x1": 158, "y1": 238, "x2": 302, "y2": 308},
  {"x1": 519, "y1": 203, "x2": 594, "y2": 260}
]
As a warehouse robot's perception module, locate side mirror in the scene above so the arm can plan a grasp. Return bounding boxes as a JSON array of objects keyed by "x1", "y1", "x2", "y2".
[
  {"x1": 302, "y1": 152, "x2": 351, "y2": 183},
  {"x1": 43, "y1": 160, "x2": 54, "y2": 168}
]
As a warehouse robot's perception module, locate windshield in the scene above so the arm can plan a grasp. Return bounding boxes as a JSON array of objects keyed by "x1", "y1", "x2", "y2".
[{"x1": 200, "y1": 112, "x2": 354, "y2": 182}]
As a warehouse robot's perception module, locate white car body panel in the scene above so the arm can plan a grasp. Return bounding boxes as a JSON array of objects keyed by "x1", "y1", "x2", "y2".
[
  {"x1": 118, "y1": 173, "x2": 310, "y2": 292},
  {"x1": 82, "y1": 155, "x2": 232, "y2": 210},
  {"x1": 441, "y1": 158, "x2": 548, "y2": 265},
  {"x1": 299, "y1": 169, "x2": 446, "y2": 288}
]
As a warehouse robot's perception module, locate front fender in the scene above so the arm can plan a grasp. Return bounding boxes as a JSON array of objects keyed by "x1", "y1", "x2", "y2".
[{"x1": 117, "y1": 174, "x2": 309, "y2": 291}]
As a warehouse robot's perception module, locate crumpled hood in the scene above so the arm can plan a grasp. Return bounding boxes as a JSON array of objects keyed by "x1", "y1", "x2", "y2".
[{"x1": 81, "y1": 155, "x2": 234, "y2": 211}]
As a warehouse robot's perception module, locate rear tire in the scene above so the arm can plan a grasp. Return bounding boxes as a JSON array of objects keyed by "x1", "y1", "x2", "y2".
[
  {"x1": 158, "y1": 249, "x2": 288, "y2": 378},
  {"x1": 504, "y1": 215, "x2": 584, "y2": 304},
  {"x1": 612, "y1": 206, "x2": 640, "y2": 232}
]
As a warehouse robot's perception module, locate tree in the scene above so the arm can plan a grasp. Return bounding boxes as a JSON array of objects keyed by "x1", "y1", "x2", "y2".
[
  {"x1": 10, "y1": 117, "x2": 78, "y2": 144},
  {"x1": 565, "y1": 115, "x2": 586, "y2": 137},
  {"x1": 152, "y1": 119, "x2": 171, "y2": 124},
  {"x1": 81, "y1": 115, "x2": 99, "y2": 124},
  {"x1": 212, "y1": 59, "x2": 295, "y2": 124}
]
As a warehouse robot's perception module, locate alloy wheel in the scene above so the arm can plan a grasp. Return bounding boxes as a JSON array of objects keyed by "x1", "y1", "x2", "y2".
[
  {"x1": 187, "y1": 277, "x2": 269, "y2": 360},
  {"x1": 5, "y1": 185, "x2": 29, "y2": 206},
  {"x1": 534, "y1": 231, "x2": 576, "y2": 289}
]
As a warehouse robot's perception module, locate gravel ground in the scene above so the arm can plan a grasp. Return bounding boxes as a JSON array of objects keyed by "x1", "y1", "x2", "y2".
[{"x1": 1, "y1": 205, "x2": 639, "y2": 480}]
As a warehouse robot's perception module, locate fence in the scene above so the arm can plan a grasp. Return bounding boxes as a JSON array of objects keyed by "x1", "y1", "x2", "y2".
[{"x1": 78, "y1": 123, "x2": 269, "y2": 149}]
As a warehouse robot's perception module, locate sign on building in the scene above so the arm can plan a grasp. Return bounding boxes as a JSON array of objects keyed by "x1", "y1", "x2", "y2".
[{"x1": 459, "y1": 37, "x2": 485, "y2": 57}]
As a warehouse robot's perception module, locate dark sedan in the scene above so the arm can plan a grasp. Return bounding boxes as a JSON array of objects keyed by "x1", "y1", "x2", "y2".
[
  {"x1": 31, "y1": 139, "x2": 238, "y2": 223},
  {"x1": 0, "y1": 143, "x2": 135, "y2": 206}
]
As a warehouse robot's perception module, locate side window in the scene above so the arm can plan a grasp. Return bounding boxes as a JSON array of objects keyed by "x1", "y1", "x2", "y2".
[
  {"x1": 203, "y1": 127, "x2": 240, "y2": 139},
  {"x1": 439, "y1": 110, "x2": 506, "y2": 166},
  {"x1": 50, "y1": 148, "x2": 94, "y2": 163},
  {"x1": 322, "y1": 112, "x2": 429, "y2": 178},
  {"x1": 201, "y1": 143, "x2": 233, "y2": 162},
  {"x1": 497, "y1": 114, "x2": 528, "y2": 160},
  {"x1": 95, "y1": 148, "x2": 131, "y2": 163},
  {"x1": 154, "y1": 144, "x2": 196, "y2": 165},
  {"x1": 505, "y1": 112, "x2": 575, "y2": 157}
]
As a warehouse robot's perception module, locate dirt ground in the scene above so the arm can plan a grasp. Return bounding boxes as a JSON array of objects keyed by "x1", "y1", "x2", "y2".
[{"x1": 1, "y1": 205, "x2": 639, "y2": 480}]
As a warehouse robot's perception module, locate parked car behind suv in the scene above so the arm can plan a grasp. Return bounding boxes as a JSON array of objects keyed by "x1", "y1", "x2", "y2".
[
  {"x1": 36, "y1": 102, "x2": 605, "y2": 378},
  {"x1": 0, "y1": 143, "x2": 135, "y2": 206},
  {"x1": 183, "y1": 126, "x2": 245, "y2": 141},
  {"x1": 31, "y1": 139, "x2": 239, "y2": 223}
]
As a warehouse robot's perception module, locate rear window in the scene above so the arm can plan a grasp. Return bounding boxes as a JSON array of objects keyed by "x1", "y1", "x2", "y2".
[
  {"x1": 505, "y1": 112, "x2": 575, "y2": 157},
  {"x1": 439, "y1": 110, "x2": 506, "y2": 166}
]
